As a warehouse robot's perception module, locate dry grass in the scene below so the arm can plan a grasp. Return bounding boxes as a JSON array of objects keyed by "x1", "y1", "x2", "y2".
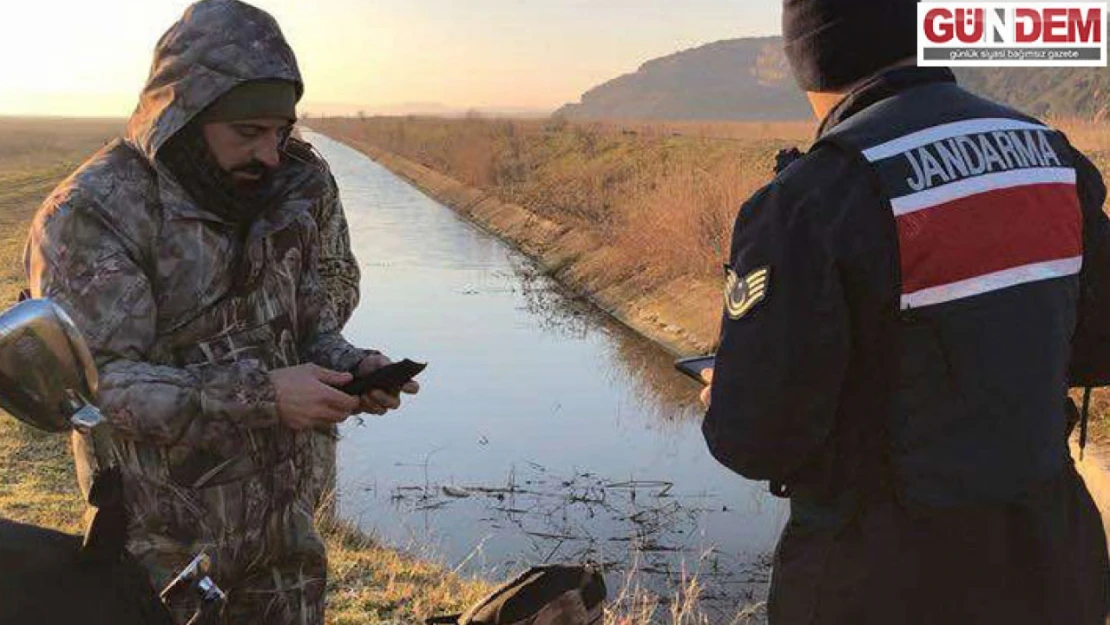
[
  {"x1": 603, "y1": 555, "x2": 767, "y2": 625},
  {"x1": 318, "y1": 518, "x2": 493, "y2": 624},
  {"x1": 1054, "y1": 117, "x2": 1110, "y2": 178},
  {"x1": 0, "y1": 419, "x2": 86, "y2": 532},
  {"x1": 0, "y1": 117, "x2": 123, "y2": 303},
  {"x1": 582, "y1": 119, "x2": 814, "y2": 143}
]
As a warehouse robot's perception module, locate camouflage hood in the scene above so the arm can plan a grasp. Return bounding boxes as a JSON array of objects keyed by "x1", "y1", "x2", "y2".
[{"x1": 125, "y1": 0, "x2": 303, "y2": 164}]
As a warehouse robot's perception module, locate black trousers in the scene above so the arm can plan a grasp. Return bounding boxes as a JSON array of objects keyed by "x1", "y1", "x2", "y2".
[{"x1": 769, "y1": 466, "x2": 1110, "y2": 625}]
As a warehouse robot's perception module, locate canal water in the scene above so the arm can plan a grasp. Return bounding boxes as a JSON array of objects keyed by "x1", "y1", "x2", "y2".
[{"x1": 304, "y1": 130, "x2": 788, "y2": 614}]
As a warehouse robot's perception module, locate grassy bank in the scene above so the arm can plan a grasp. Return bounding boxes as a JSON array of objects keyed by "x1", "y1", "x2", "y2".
[{"x1": 0, "y1": 117, "x2": 490, "y2": 625}]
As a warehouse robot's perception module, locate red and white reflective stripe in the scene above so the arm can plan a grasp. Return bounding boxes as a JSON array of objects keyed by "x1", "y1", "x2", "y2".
[
  {"x1": 891, "y1": 167, "x2": 1076, "y2": 216},
  {"x1": 861, "y1": 118, "x2": 1049, "y2": 162},
  {"x1": 902, "y1": 257, "x2": 1082, "y2": 309},
  {"x1": 896, "y1": 179, "x2": 1082, "y2": 309}
]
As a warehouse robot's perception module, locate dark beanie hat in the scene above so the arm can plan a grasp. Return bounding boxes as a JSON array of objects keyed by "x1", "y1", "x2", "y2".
[
  {"x1": 198, "y1": 78, "x2": 299, "y2": 123},
  {"x1": 783, "y1": 0, "x2": 919, "y2": 92}
]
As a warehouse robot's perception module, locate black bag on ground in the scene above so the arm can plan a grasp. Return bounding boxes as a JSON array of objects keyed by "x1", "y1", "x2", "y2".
[
  {"x1": 427, "y1": 565, "x2": 606, "y2": 625},
  {"x1": 0, "y1": 518, "x2": 171, "y2": 624}
]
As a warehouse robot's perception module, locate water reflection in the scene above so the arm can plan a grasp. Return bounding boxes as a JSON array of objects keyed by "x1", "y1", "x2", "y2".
[
  {"x1": 510, "y1": 255, "x2": 705, "y2": 420},
  {"x1": 305, "y1": 130, "x2": 787, "y2": 617}
]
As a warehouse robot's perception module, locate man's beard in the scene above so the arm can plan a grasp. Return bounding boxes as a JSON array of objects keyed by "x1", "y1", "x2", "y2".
[
  {"x1": 222, "y1": 159, "x2": 275, "y2": 206},
  {"x1": 159, "y1": 122, "x2": 277, "y2": 225},
  {"x1": 158, "y1": 122, "x2": 283, "y2": 292}
]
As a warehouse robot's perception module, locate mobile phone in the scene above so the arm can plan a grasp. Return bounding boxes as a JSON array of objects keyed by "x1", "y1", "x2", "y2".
[
  {"x1": 340, "y1": 359, "x2": 427, "y2": 396},
  {"x1": 674, "y1": 355, "x2": 715, "y2": 386}
]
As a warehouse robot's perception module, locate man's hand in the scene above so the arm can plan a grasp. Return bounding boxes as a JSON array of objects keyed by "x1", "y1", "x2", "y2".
[
  {"x1": 269, "y1": 364, "x2": 360, "y2": 430},
  {"x1": 699, "y1": 368, "x2": 714, "y2": 408},
  {"x1": 354, "y1": 353, "x2": 421, "y2": 416}
]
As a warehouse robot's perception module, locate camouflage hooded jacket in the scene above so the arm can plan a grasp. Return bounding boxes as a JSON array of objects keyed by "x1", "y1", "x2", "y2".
[{"x1": 24, "y1": 0, "x2": 362, "y2": 570}]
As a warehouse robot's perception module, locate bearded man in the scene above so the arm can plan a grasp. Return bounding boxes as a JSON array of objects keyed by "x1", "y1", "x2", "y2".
[{"x1": 24, "y1": 1, "x2": 413, "y2": 622}]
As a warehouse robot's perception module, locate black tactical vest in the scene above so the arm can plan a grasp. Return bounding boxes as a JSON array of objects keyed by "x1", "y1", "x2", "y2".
[{"x1": 816, "y1": 82, "x2": 1083, "y2": 507}]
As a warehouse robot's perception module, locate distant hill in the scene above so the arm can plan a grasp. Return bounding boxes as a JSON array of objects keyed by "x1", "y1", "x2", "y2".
[
  {"x1": 301, "y1": 101, "x2": 551, "y2": 119},
  {"x1": 952, "y1": 67, "x2": 1110, "y2": 119},
  {"x1": 557, "y1": 37, "x2": 1110, "y2": 121}
]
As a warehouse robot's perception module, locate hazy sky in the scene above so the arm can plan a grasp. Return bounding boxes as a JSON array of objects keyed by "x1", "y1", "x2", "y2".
[{"x1": 0, "y1": 0, "x2": 782, "y2": 117}]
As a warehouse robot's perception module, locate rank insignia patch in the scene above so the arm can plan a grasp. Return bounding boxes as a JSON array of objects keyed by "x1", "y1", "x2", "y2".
[{"x1": 725, "y1": 266, "x2": 770, "y2": 320}]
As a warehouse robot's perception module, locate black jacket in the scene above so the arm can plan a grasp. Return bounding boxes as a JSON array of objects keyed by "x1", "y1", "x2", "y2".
[{"x1": 702, "y1": 66, "x2": 1110, "y2": 625}]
